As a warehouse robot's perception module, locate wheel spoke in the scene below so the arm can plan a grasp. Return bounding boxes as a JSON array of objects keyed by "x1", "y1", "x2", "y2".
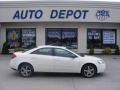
[
  {"x1": 21, "y1": 67, "x2": 26, "y2": 71},
  {"x1": 87, "y1": 72, "x2": 90, "y2": 76},
  {"x1": 84, "y1": 70, "x2": 88, "y2": 72},
  {"x1": 90, "y1": 69, "x2": 94, "y2": 72},
  {"x1": 87, "y1": 66, "x2": 90, "y2": 70}
]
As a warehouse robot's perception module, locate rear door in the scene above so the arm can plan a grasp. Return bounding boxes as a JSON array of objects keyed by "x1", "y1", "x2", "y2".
[{"x1": 30, "y1": 48, "x2": 54, "y2": 72}]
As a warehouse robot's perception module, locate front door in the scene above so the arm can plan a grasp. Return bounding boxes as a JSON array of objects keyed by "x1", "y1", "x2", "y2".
[{"x1": 53, "y1": 48, "x2": 80, "y2": 73}]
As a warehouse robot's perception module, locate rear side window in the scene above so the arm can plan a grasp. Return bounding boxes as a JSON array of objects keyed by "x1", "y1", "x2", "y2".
[{"x1": 31, "y1": 48, "x2": 53, "y2": 55}]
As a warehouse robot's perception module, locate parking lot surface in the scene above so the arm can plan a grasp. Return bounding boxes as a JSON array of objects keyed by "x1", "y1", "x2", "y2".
[{"x1": 0, "y1": 55, "x2": 120, "y2": 90}]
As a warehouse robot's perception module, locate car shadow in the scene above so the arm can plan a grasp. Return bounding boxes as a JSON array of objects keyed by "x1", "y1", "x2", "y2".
[
  {"x1": 10, "y1": 71, "x2": 106, "y2": 79},
  {"x1": 32, "y1": 72, "x2": 106, "y2": 78},
  {"x1": 33, "y1": 72, "x2": 81, "y2": 78}
]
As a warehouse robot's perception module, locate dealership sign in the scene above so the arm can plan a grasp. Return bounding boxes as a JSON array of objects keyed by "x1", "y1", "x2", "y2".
[
  {"x1": 96, "y1": 10, "x2": 110, "y2": 21},
  {"x1": 13, "y1": 9, "x2": 89, "y2": 20},
  {"x1": 0, "y1": 7, "x2": 120, "y2": 22}
]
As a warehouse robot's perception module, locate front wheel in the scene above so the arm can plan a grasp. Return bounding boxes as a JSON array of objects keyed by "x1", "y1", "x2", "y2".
[
  {"x1": 18, "y1": 63, "x2": 34, "y2": 77},
  {"x1": 81, "y1": 64, "x2": 97, "y2": 78}
]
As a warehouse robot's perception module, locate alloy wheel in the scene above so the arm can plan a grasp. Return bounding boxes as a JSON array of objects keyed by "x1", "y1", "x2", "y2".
[
  {"x1": 82, "y1": 65, "x2": 96, "y2": 78},
  {"x1": 19, "y1": 64, "x2": 33, "y2": 77}
]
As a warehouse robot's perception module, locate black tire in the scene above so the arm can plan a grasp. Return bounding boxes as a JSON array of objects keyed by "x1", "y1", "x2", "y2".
[
  {"x1": 18, "y1": 63, "x2": 34, "y2": 77},
  {"x1": 81, "y1": 64, "x2": 97, "y2": 78}
]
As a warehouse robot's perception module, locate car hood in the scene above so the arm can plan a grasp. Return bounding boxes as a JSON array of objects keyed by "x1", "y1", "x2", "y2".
[{"x1": 82, "y1": 55, "x2": 102, "y2": 61}]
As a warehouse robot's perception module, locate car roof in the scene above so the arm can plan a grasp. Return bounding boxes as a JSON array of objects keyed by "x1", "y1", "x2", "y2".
[
  {"x1": 25, "y1": 45, "x2": 66, "y2": 53},
  {"x1": 24, "y1": 45, "x2": 80, "y2": 57},
  {"x1": 37, "y1": 45, "x2": 66, "y2": 49}
]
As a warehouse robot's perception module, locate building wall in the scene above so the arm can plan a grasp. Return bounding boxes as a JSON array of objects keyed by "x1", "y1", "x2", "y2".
[
  {"x1": 0, "y1": 22, "x2": 120, "y2": 53},
  {"x1": 1, "y1": 1, "x2": 120, "y2": 23}
]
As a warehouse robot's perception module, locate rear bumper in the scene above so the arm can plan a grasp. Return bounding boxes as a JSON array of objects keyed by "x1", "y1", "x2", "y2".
[
  {"x1": 10, "y1": 60, "x2": 18, "y2": 71},
  {"x1": 11, "y1": 67, "x2": 17, "y2": 71},
  {"x1": 97, "y1": 63, "x2": 106, "y2": 73}
]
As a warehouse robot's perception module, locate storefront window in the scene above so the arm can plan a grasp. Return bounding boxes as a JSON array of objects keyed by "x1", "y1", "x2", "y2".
[
  {"x1": 102, "y1": 30, "x2": 116, "y2": 48},
  {"x1": 22, "y1": 28, "x2": 36, "y2": 48},
  {"x1": 62, "y1": 28, "x2": 77, "y2": 49},
  {"x1": 87, "y1": 28, "x2": 116, "y2": 49},
  {"x1": 46, "y1": 28, "x2": 61, "y2": 46},
  {"x1": 6, "y1": 28, "x2": 36, "y2": 49},
  {"x1": 46, "y1": 28, "x2": 78, "y2": 49},
  {"x1": 87, "y1": 29, "x2": 101, "y2": 49},
  {"x1": 6, "y1": 28, "x2": 21, "y2": 48}
]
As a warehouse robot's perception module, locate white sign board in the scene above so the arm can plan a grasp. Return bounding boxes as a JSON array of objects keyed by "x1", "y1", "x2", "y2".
[{"x1": 103, "y1": 31, "x2": 115, "y2": 44}]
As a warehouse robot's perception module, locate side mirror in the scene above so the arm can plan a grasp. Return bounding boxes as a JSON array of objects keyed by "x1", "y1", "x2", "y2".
[
  {"x1": 71, "y1": 55, "x2": 77, "y2": 58},
  {"x1": 80, "y1": 53, "x2": 85, "y2": 57}
]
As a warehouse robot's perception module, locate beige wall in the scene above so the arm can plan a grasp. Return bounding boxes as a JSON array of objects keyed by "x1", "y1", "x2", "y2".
[{"x1": 0, "y1": 22, "x2": 120, "y2": 53}]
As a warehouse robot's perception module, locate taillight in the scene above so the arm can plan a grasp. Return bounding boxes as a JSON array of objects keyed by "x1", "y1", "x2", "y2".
[{"x1": 11, "y1": 53, "x2": 16, "y2": 59}]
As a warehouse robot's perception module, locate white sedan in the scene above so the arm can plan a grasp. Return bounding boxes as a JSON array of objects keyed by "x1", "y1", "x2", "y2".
[{"x1": 10, "y1": 45, "x2": 106, "y2": 78}]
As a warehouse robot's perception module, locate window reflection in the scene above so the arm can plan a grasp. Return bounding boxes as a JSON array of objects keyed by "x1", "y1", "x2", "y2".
[
  {"x1": 22, "y1": 28, "x2": 36, "y2": 48},
  {"x1": 87, "y1": 29, "x2": 101, "y2": 49},
  {"x1": 46, "y1": 28, "x2": 78, "y2": 49},
  {"x1": 6, "y1": 28, "x2": 21, "y2": 48},
  {"x1": 6, "y1": 28, "x2": 36, "y2": 49},
  {"x1": 87, "y1": 28, "x2": 116, "y2": 49}
]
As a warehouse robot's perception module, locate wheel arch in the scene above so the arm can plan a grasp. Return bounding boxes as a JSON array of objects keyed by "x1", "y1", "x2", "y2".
[
  {"x1": 81, "y1": 63, "x2": 97, "y2": 73},
  {"x1": 18, "y1": 62, "x2": 34, "y2": 72}
]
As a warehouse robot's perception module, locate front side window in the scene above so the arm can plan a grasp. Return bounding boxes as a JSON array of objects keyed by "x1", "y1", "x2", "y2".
[
  {"x1": 31, "y1": 48, "x2": 53, "y2": 55},
  {"x1": 46, "y1": 28, "x2": 78, "y2": 49},
  {"x1": 54, "y1": 48, "x2": 77, "y2": 58}
]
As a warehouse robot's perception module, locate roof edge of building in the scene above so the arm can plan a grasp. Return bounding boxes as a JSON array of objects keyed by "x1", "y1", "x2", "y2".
[{"x1": 0, "y1": 1, "x2": 120, "y2": 8}]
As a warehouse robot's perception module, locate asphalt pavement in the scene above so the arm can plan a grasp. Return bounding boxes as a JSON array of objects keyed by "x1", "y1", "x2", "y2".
[{"x1": 0, "y1": 55, "x2": 120, "y2": 90}]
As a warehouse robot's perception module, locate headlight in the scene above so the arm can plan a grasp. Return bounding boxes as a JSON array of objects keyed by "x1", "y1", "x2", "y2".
[{"x1": 97, "y1": 60, "x2": 105, "y2": 64}]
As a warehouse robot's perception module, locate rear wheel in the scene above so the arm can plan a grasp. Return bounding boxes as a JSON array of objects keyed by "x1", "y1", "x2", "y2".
[
  {"x1": 81, "y1": 64, "x2": 97, "y2": 78},
  {"x1": 18, "y1": 63, "x2": 34, "y2": 77}
]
